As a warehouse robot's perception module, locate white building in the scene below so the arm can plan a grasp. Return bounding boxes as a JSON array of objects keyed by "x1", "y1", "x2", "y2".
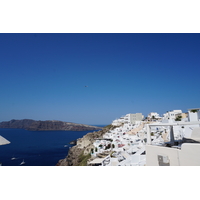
[
  {"x1": 147, "y1": 112, "x2": 161, "y2": 120},
  {"x1": 112, "y1": 117, "x2": 125, "y2": 126},
  {"x1": 163, "y1": 110, "x2": 182, "y2": 120},
  {"x1": 188, "y1": 108, "x2": 200, "y2": 122},
  {"x1": 112, "y1": 113, "x2": 144, "y2": 126}
]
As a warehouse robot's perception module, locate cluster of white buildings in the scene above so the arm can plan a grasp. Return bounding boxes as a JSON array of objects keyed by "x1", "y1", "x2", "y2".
[
  {"x1": 88, "y1": 108, "x2": 200, "y2": 166},
  {"x1": 89, "y1": 121, "x2": 146, "y2": 166}
]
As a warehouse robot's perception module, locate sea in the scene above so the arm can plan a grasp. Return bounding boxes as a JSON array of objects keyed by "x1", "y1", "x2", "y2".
[{"x1": 0, "y1": 126, "x2": 105, "y2": 166}]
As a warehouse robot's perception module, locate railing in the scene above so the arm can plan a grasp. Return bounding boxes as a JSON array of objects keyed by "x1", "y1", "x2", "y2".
[{"x1": 146, "y1": 121, "x2": 200, "y2": 145}]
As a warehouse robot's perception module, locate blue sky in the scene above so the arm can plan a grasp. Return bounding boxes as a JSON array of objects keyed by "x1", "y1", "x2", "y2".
[{"x1": 0, "y1": 33, "x2": 200, "y2": 125}]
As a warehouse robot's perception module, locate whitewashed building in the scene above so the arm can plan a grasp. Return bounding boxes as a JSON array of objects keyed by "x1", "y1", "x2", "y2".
[
  {"x1": 148, "y1": 112, "x2": 160, "y2": 118},
  {"x1": 188, "y1": 108, "x2": 200, "y2": 122},
  {"x1": 163, "y1": 110, "x2": 182, "y2": 120},
  {"x1": 112, "y1": 113, "x2": 144, "y2": 126}
]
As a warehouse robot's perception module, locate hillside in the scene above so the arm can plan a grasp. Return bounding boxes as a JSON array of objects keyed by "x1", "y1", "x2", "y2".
[{"x1": 0, "y1": 119, "x2": 101, "y2": 131}]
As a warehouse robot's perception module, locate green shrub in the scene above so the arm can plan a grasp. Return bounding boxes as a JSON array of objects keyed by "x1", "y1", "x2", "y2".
[
  {"x1": 104, "y1": 124, "x2": 113, "y2": 129},
  {"x1": 78, "y1": 152, "x2": 91, "y2": 166},
  {"x1": 104, "y1": 124, "x2": 119, "y2": 130},
  {"x1": 191, "y1": 109, "x2": 198, "y2": 113},
  {"x1": 105, "y1": 143, "x2": 111, "y2": 150},
  {"x1": 175, "y1": 116, "x2": 182, "y2": 121}
]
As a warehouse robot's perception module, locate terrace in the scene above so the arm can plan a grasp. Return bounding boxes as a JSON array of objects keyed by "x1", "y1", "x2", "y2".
[{"x1": 146, "y1": 122, "x2": 200, "y2": 166}]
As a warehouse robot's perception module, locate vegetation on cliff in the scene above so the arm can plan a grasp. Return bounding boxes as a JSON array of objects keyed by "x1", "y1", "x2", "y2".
[
  {"x1": 78, "y1": 152, "x2": 91, "y2": 166},
  {"x1": 104, "y1": 124, "x2": 120, "y2": 130}
]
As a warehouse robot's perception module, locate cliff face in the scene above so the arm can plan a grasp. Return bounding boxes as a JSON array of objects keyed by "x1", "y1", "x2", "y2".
[
  {"x1": 56, "y1": 125, "x2": 115, "y2": 166},
  {"x1": 0, "y1": 119, "x2": 101, "y2": 131}
]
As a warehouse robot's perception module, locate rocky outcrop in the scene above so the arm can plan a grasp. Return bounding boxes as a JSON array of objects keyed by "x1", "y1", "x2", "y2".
[
  {"x1": 0, "y1": 119, "x2": 101, "y2": 131},
  {"x1": 69, "y1": 140, "x2": 77, "y2": 145},
  {"x1": 56, "y1": 125, "x2": 117, "y2": 166}
]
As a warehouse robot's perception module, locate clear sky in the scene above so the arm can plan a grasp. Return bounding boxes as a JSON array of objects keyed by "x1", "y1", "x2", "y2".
[{"x1": 0, "y1": 33, "x2": 200, "y2": 125}]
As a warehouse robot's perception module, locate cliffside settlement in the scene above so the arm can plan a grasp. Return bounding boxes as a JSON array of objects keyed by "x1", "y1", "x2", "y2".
[{"x1": 57, "y1": 108, "x2": 200, "y2": 166}]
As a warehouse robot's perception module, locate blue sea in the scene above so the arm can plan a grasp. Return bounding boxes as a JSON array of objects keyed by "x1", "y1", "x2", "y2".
[{"x1": 0, "y1": 126, "x2": 105, "y2": 166}]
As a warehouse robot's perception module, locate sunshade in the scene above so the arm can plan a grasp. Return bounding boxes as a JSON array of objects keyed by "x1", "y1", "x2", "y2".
[{"x1": 0, "y1": 135, "x2": 11, "y2": 145}]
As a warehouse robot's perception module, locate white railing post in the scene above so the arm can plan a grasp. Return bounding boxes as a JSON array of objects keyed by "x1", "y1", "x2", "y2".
[{"x1": 146, "y1": 124, "x2": 152, "y2": 145}]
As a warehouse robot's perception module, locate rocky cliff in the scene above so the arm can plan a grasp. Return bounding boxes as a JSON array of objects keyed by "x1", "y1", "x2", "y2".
[
  {"x1": 0, "y1": 119, "x2": 101, "y2": 131},
  {"x1": 56, "y1": 125, "x2": 117, "y2": 166}
]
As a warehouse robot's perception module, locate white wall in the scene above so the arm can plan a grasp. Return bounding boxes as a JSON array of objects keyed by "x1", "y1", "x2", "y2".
[
  {"x1": 146, "y1": 143, "x2": 200, "y2": 166},
  {"x1": 179, "y1": 143, "x2": 200, "y2": 166},
  {"x1": 188, "y1": 111, "x2": 199, "y2": 122},
  {"x1": 183, "y1": 124, "x2": 199, "y2": 138},
  {"x1": 145, "y1": 145, "x2": 180, "y2": 166}
]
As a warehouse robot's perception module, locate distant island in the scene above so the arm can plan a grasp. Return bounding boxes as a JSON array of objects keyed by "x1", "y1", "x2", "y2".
[{"x1": 0, "y1": 119, "x2": 101, "y2": 131}]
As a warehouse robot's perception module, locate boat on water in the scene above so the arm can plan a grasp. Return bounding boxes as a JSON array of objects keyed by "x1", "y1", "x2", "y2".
[
  {"x1": 20, "y1": 159, "x2": 25, "y2": 165},
  {"x1": 11, "y1": 156, "x2": 17, "y2": 160}
]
